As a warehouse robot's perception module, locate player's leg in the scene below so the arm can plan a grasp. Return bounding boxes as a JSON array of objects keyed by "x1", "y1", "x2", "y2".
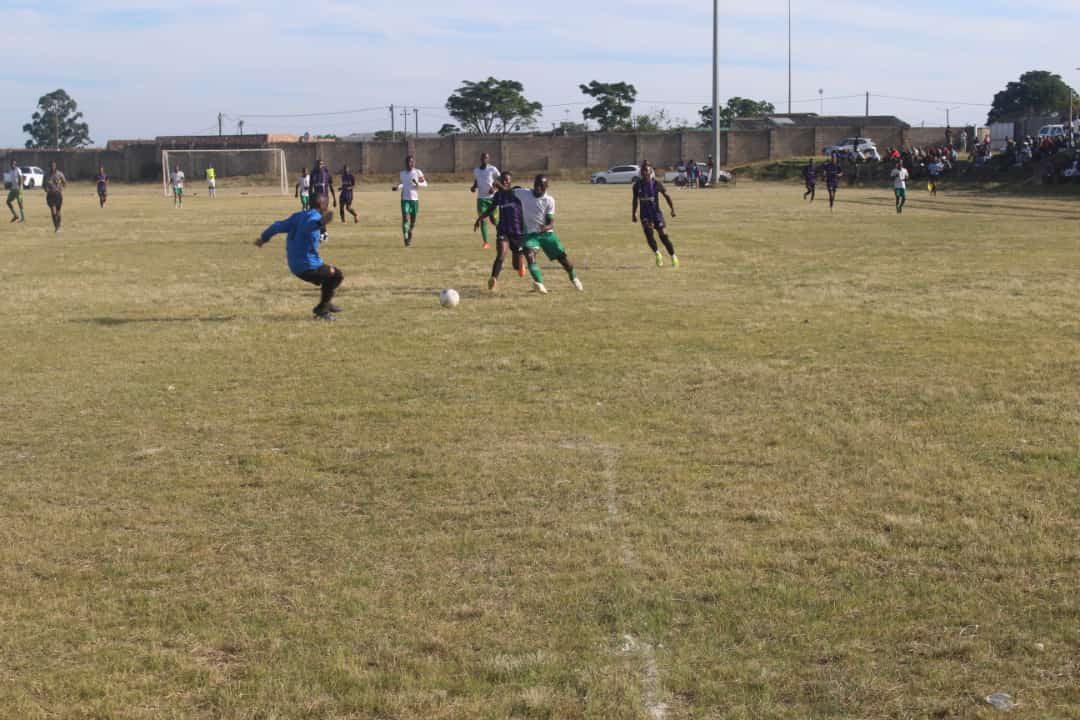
[
  {"x1": 299, "y1": 265, "x2": 345, "y2": 318},
  {"x1": 6, "y1": 190, "x2": 21, "y2": 222},
  {"x1": 657, "y1": 228, "x2": 678, "y2": 268},
  {"x1": 809, "y1": 183, "x2": 816, "y2": 202},
  {"x1": 510, "y1": 235, "x2": 526, "y2": 277},
  {"x1": 489, "y1": 238, "x2": 511, "y2": 290},
  {"x1": 477, "y1": 199, "x2": 493, "y2": 248},
  {"x1": 828, "y1": 186, "x2": 837, "y2": 209},
  {"x1": 522, "y1": 239, "x2": 546, "y2": 292},
  {"x1": 400, "y1": 201, "x2": 412, "y2": 245},
  {"x1": 543, "y1": 233, "x2": 582, "y2": 290},
  {"x1": 642, "y1": 221, "x2": 662, "y2": 266}
]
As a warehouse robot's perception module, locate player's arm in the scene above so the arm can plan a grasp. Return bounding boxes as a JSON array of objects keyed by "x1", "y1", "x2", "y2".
[
  {"x1": 631, "y1": 182, "x2": 639, "y2": 222},
  {"x1": 658, "y1": 182, "x2": 676, "y2": 216},
  {"x1": 328, "y1": 179, "x2": 336, "y2": 206},
  {"x1": 416, "y1": 173, "x2": 428, "y2": 188},
  {"x1": 470, "y1": 179, "x2": 477, "y2": 193},
  {"x1": 541, "y1": 213, "x2": 555, "y2": 233},
  {"x1": 255, "y1": 217, "x2": 293, "y2": 246}
]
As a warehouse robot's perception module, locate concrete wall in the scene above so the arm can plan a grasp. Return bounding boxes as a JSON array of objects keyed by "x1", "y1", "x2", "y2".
[{"x1": 5, "y1": 123, "x2": 925, "y2": 182}]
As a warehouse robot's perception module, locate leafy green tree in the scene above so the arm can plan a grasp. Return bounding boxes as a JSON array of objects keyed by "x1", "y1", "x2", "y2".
[
  {"x1": 987, "y1": 70, "x2": 1078, "y2": 123},
  {"x1": 580, "y1": 81, "x2": 637, "y2": 131},
  {"x1": 374, "y1": 130, "x2": 405, "y2": 142},
  {"x1": 22, "y1": 89, "x2": 92, "y2": 149},
  {"x1": 698, "y1": 97, "x2": 776, "y2": 129},
  {"x1": 633, "y1": 109, "x2": 676, "y2": 133},
  {"x1": 437, "y1": 123, "x2": 460, "y2": 137},
  {"x1": 446, "y1": 78, "x2": 543, "y2": 135}
]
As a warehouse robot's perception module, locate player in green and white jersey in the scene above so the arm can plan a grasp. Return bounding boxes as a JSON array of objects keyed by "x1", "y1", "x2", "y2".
[
  {"x1": 471, "y1": 152, "x2": 499, "y2": 249},
  {"x1": 513, "y1": 175, "x2": 583, "y2": 294}
]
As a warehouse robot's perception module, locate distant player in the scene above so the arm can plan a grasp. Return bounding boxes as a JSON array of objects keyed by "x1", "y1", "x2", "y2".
[
  {"x1": 206, "y1": 166, "x2": 217, "y2": 198},
  {"x1": 471, "y1": 152, "x2": 500, "y2": 249},
  {"x1": 95, "y1": 166, "x2": 109, "y2": 208},
  {"x1": 339, "y1": 164, "x2": 358, "y2": 223},
  {"x1": 631, "y1": 162, "x2": 679, "y2": 268},
  {"x1": 255, "y1": 193, "x2": 344, "y2": 321},
  {"x1": 170, "y1": 164, "x2": 185, "y2": 207},
  {"x1": 474, "y1": 169, "x2": 526, "y2": 291},
  {"x1": 295, "y1": 167, "x2": 311, "y2": 210},
  {"x1": 515, "y1": 175, "x2": 583, "y2": 294},
  {"x1": 802, "y1": 159, "x2": 817, "y2": 202},
  {"x1": 821, "y1": 153, "x2": 843, "y2": 210},
  {"x1": 891, "y1": 159, "x2": 910, "y2": 214},
  {"x1": 310, "y1": 159, "x2": 336, "y2": 208},
  {"x1": 45, "y1": 161, "x2": 67, "y2": 232},
  {"x1": 927, "y1": 157, "x2": 943, "y2": 197},
  {"x1": 6, "y1": 160, "x2": 24, "y2": 223},
  {"x1": 392, "y1": 155, "x2": 427, "y2": 247}
]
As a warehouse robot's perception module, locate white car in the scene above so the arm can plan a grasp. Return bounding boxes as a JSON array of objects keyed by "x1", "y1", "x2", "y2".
[
  {"x1": 823, "y1": 138, "x2": 881, "y2": 162},
  {"x1": 664, "y1": 162, "x2": 732, "y2": 186},
  {"x1": 1037, "y1": 125, "x2": 1066, "y2": 140},
  {"x1": 590, "y1": 164, "x2": 640, "y2": 184},
  {"x1": 3, "y1": 165, "x2": 45, "y2": 189}
]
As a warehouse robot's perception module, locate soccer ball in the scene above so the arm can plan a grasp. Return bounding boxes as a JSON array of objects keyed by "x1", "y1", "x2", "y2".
[{"x1": 439, "y1": 289, "x2": 460, "y2": 308}]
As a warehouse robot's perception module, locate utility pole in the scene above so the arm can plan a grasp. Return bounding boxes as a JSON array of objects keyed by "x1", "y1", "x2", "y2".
[
  {"x1": 390, "y1": 104, "x2": 395, "y2": 139},
  {"x1": 787, "y1": 0, "x2": 792, "y2": 115},
  {"x1": 218, "y1": 112, "x2": 224, "y2": 136},
  {"x1": 711, "y1": 0, "x2": 720, "y2": 174},
  {"x1": 865, "y1": 92, "x2": 870, "y2": 118},
  {"x1": 237, "y1": 119, "x2": 245, "y2": 136},
  {"x1": 414, "y1": 108, "x2": 419, "y2": 139},
  {"x1": 401, "y1": 106, "x2": 409, "y2": 142},
  {"x1": 818, "y1": 89, "x2": 823, "y2": 115}
]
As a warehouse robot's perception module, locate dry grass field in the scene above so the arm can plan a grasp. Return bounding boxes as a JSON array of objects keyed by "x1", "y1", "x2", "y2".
[{"x1": 1, "y1": 179, "x2": 1078, "y2": 719}]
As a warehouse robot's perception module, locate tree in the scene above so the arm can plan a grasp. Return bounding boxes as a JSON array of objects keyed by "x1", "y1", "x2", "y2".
[
  {"x1": 580, "y1": 81, "x2": 637, "y2": 131},
  {"x1": 445, "y1": 77, "x2": 543, "y2": 135},
  {"x1": 373, "y1": 130, "x2": 405, "y2": 142},
  {"x1": 698, "y1": 97, "x2": 776, "y2": 129},
  {"x1": 633, "y1": 109, "x2": 675, "y2": 133},
  {"x1": 437, "y1": 123, "x2": 460, "y2": 137},
  {"x1": 988, "y1": 70, "x2": 1078, "y2": 123},
  {"x1": 22, "y1": 89, "x2": 92, "y2": 149}
]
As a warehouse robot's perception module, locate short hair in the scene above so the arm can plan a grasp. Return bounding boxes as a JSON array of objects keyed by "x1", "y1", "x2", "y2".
[{"x1": 311, "y1": 193, "x2": 329, "y2": 207}]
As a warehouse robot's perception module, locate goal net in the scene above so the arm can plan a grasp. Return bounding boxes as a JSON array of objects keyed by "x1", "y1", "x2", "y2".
[{"x1": 161, "y1": 148, "x2": 288, "y2": 196}]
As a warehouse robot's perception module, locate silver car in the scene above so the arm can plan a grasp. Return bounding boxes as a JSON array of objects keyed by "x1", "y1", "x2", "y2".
[{"x1": 590, "y1": 164, "x2": 640, "y2": 184}]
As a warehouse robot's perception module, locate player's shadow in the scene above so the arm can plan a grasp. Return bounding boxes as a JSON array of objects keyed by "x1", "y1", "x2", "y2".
[{"x1": 75, "y1": 316, "x2": 237, "y2": 326}]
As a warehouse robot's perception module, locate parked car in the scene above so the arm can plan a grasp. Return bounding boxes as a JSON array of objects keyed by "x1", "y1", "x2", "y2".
[
  {"x1": 3, "y1": 165, "x2": 45, "y2": 189},
  {"x1": 822, "y1": 138, "x2": 881, "y2": 162},
  {"x1": 664, "y1": 162, "x2": 732, "y2": 186},
  {"x1": 1037, "y1": 124, "x2": 1066, "y2": 140},
  {"x1": 590, "y1": 164, "x2": 640, "y2": 184}
]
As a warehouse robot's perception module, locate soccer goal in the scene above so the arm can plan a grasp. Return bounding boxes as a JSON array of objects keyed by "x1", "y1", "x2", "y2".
[{"x1": 161, "y1": 148, "x2": 289, "y2": 196}]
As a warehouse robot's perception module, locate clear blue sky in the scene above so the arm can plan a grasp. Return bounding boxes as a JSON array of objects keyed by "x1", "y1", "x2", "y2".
[{"x1": 2, "y1": 0, "x2": 1077, "y2": 146}]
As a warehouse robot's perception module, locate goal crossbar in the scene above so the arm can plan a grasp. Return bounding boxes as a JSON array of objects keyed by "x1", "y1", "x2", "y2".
[{"x1": 161, "y1": 148, "x2": 288, "y2": 196}]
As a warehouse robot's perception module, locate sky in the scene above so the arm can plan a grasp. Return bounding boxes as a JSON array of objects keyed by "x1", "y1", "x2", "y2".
[{"x1": 2, "y1": 0, "x2": 1079, "y2": 147}]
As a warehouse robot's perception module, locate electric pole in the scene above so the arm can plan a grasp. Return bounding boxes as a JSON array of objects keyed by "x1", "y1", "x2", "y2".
[
  {"x1": 866, "y1": 92, "x2": 870, "y2": 118},
  {"x1": 401, "y1": 106, "x2": 409, "y2": 141},
  {"x1": 390, "y1": 104, "x2": 395, "y2": 139},
  {"x1": 787, "y1": 0, "x2": 792, "y2": 115},
  {"x1": 218, "y1": 112, "x2": 224, "y2": 136},
  {"x1": 414, "y1": 108, "x2": 419, "y2": 139},
  {"x1": 711, "y1": 0, "x2": 720, "y2": 173}
]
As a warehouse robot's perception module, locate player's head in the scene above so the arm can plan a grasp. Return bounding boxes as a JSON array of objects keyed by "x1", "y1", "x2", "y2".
[
  {"x1": 895, "y1": 158, "x2": 903, "y2": 168},
  {"x1": 312, "y1": 193, "x2": 330, "y2": 214},
  {"x1": 301, "y1": 166, "x2": 308, "y2": 174},
  {"x1": 405, "y1": 155, "x2": 415, "y2": 170},
  {"x1": 830, "y1": 152, "x2": 838, "y2": 162},
  {"x1": 500, "y1": 170, "x2": 512, "y2": 185},
  {"x1": 342, "y1": 164, "x2": 350, "y2": 174},
  {"x1": 10, "y1": 160, "x2": 16, "y2": 168},
  {"x1": 50, "y1": 161, "x2": 57, "y2": 171},
  {"x1": 640, "y1": 161, "x2": 654, "y2": 178},
  {"x1": 532, "y1": 174, "x2": 548, "y2": 197},
  {"x1": 480, "y1": 152, "x2": 490, "y2": 167}
]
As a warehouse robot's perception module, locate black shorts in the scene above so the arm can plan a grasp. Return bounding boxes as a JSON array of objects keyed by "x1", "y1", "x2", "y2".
[
  {"x1": 46, "y1": 191, "x2": 63, "y2": 209},
  {"x1": 340, "y1": 190, "x2": 354, "y2": 205},
  {"x1": 97, "y1": 186, "x2": 107, "y2": 197},
  {"x1": 296, "y1": 265, "x2": 338, "y2": 286},
  {"x1": 640, "y1": 215, "x2": 666, "y2": 231}
]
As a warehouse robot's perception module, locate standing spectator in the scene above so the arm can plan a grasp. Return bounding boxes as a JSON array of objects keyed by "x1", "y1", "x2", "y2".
[
  {"x1": 945, "y1": 127, "x2": 953, "y2": 150},
  {"x1": 960, "y1": 129, "x2": 968, "y2": 153}
]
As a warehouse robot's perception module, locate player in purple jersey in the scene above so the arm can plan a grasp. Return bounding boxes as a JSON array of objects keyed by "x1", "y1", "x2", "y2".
[
  {"x1": 95, "y1": 166, "x2": 109, "y2": 208},
  {"x1": 821, "y1": 153, "x2": 843, "y2": 210},
  {"x1": 802, "y1": 159, "x2": 817, "y2": 202},
  {"x1": 310, "y1": 160, "x2": 337, "y2": 208},
  {"x1": 632, "y1": 162, "x2": 679, "y2": 268},
  {"x1": 475, "y1": 170, "x2": 527, "y2": 291},
  {"x1": 338, "y1": 164, "x2": 358, "y2": 224}
]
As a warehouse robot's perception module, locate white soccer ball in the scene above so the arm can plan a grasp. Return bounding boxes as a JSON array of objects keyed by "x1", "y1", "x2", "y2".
[{"x1": 439, "y1": 289, "x2": 460, "y2": 308}]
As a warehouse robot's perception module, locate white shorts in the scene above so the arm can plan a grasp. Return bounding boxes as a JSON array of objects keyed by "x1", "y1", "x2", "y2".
[{"x1": 208, "y1": 179, "x2": 216, "y2": 188}]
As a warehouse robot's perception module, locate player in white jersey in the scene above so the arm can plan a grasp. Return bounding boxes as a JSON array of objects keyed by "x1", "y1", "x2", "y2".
[
  {"x1": 470, "y1": 152, "x2": 500, "y2": 249},
  {"x1": 513, "y1": 175, "x2": 583, "y2": 294},
  {"x1": 170, "y1": 165, "x2": 185, "y2": 208},
  {"x1": 391, "y1": 155, "x2": 427, "y2": 246},
  {"x1": 890, "y1": 160, "x2": 910, "y2": 214},
  {"x1": 295, "y1": 168, "x2": 311, "y2": 210}
]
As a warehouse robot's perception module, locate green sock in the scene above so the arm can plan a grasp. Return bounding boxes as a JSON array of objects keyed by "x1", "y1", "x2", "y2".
[
  {"x1": 402, "y1": 221, "x2": 410, "y2": 237},
  {"x1": 567, "y1": 267, "x2": 577, "y2": 281},
  {"x1": 480, "y1": 222, "x2": 489, "y2": 243},
  {"x1": 529, "y1": 263, "x2": 544, "y2": 283}
]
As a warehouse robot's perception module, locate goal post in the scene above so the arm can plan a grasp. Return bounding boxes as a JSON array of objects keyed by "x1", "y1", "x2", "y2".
[{"x1": 161, "y1": 148, "x2": 288, "y2": 196}]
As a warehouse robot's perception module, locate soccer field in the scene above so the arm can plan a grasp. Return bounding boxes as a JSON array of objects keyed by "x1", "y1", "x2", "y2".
[{"x1": 2, "y1": 181, "x2": 1079, "y2": 719}]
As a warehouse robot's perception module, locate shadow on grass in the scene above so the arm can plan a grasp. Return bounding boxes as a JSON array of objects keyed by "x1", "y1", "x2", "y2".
[
  {"x1": 74, "y1": 316, "x2": 238, "y2": 326},
  {"x1": 840, "y1": 197, "x2": 1080, "y2": 221}
]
